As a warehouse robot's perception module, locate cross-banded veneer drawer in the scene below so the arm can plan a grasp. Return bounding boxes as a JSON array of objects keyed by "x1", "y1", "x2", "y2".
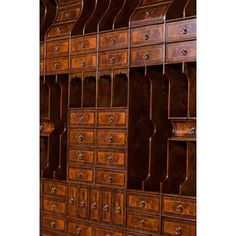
[
  {"x1": 72, "y1": 35, "x2": 97, "y2": 54},
  {"x1": 47, "y1": 22, "x2": 74, "y2": 38},
  {"x1": 95, "y1": 169, "x2": 125, "y2": 187},
  {"x1": 113, "y1": 191, "x2": 125, "y2": 226},
  {"x1": 166, "y1": 41, "x2": 196, "y2": 62},
  {"x1": 71, "y1": 54, "x2": 97, "y2": 71},
  {"x1": 126, "y1": 233, "x2": 146, "y2": 236},
  {"x1": 68, "y1": 129, "x2": 95, "y2": 146},
  {"x1": 67, "y1": 220, "x2": 93, "y2": 236},
  {"x1": 131, "y1": 24, "x2": 164, "y2": 47},
  {"x1": 68, "y1": 148, "x2": 95, "y2": 165},
  {"x1": 46, "y1": 39, "x2": 69, "y2": 57},
  {"x1": 41, "y1": 231, "x2": 65, "y2": 236},
  {"x1": 56, "y1": 7, "x2": 81, "y2": 22},
  {"x1": 42, "y1": 197, "x2": 66, "y2": 216},
  {"x1": 68, "y1": 167, "x2": 94, "y2": 183},
  {"x1": 95, "y1": 226, "x2": 125, "y2": 236},
  {"x1": 166, "y1": 19, "x2": 196, "y2": 42},
  {"x1": 46, "y1": 58, "x2": 69, "y2": 73},
  {"x1": 43, "y1": 181, "x2": 67, "y2": 199},
  {"x1": 68, "y1": 110, "x2": 95, "y2": 127},
  {"x1": 162, "y1": 218, "x2": 196, "y2": 236},
  {"x1": 89, "y1": 188, "x2": 100, "y2": 221},
  {"x1": 99, "y1": 30, "x2": 128, "y2": 51},
  {"x1": 131, "y1": 45, "x2": 163, "y2": 66},
  {"x1": 42, "y1": 215, "x2": 66, "y2": 233}
]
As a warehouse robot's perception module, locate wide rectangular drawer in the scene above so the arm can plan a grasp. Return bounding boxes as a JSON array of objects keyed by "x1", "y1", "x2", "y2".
[
  {"x1": 96, "y1": 150, "x2": 126, "y2": 168},
  {"x1": 68, "y1": 129, "x2": 95, "y2": 146},
  {"x1": 162, "y1": 218, "x2": 196, "y2": 236},
  {"x1": 131, "y1": 24, "x2": 164, "y2": 47},
  {"x1": 67, "y1": 220, "x2": 93, "y2": 236},
  {"x1": 68, "y1": 110, "x2": 95, "y2": 127},
  {"x1": 42, "y1": 197, "x2": 66, "y2": 215},
  {"x1": 46, "y1": 39, "x2": 69, "y2": 57},
  {"x1": 96, "y1": 130, "x2": 127, "y2": 148},
  {"x1": 47, "y1": 22, "x2": 74, "y2": 38},
  {"x1": 41, "y1": 215, "x2": 65, "y2": 233},
  {"x1": 46, "y1": 58, "x2": 69, "y2": 73},
  {"x1": 127, "y1": 212, "x2": 159, "y2": 234},
  {"x1": 127, "y1": 191, "x2": 160, "y2": 214},
  {"x1": 99, "y1": 30, "x2": 128, "y2": 51},
  {"x1": 43, "y1": 181, "x2": 67, "y2": 199},
  {"x1": 95, "y1": 226, "x2": 124, "y2": 236},
  {"x1": 72, "y1": 35, "x2": 97, "y2": 54},
  {"x1": 166, "y1": 41, "x2": 196, "y2": 62},
  {"x1": 166, "y1": 18, "x2": 196, "y2": 42},
  {"x1": 162, "y1": 196, "x2": 196, "y2": 219},
  {"x1": 95, "y1": 169, "x2": 125, "y2": 187},
  {"x1": 56, "y1": 7, "x2": 81, "y2": 22},
  {"x1": 99, "y1": 50, "x2": 128, "y2": 69},
  {"x1": 71, "y1": 54, "x2": 97, "y2": 71},
  {"x1": 68, "y1": 167, "x2": 94, "y2": 183},
  {"x1": 131, "y1": 45, "x2": 163, "y2": 66},
  {"x1": 68, "y1": 148, "x2": 95, "y2": 165},
  {"x1": 40, "y1": 60, "x2": 44, "y2": 74},
  {"x1": 97, "y1": 110, "x2": 127, "y2": 128}
]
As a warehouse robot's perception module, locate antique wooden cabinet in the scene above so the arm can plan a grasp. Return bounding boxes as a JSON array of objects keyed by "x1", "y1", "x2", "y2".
[{"x1": 40, "y1": 0, "x2": 196, "y2": 235}]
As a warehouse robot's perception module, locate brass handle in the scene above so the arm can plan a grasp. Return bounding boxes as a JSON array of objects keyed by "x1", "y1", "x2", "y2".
[
  {"x1": 77, "y1": 172, "x2": 83, "y2": 179},
  {"x1": 80, "y1": 60, "x2": 86, "y2": 67},
  {"x1": 40, "y1": 123, "x2": 44, "y2": 131},
  {"x1": 91, "y1": 202, "x2": 97, "y2": 209},
  {"x1": 116, "y1": 207, "x2": 122, "y2": 214},
  {"x1": 80, "y1": 42, "x2": 86, "y2": 48},
  {"x1": 80, "y1": 200, "x2": 85, "y2": 208},
  {"x1": 76, "y1": 227, "x2": 82, "y2": 235},
  {"x1": 107, "y1": 116, "x2": 114, "y2": 123},
  {"x1": 180, "y1": 26, "x2": 187, "y2": 35},
  {"x1": 51, "y1": 203, "x2": 57, "y2": 211},
  {"x1": 77, "y1": 153, "x2": 84, "y2": 160},
  {"x1": 106, "y1": 156, "x2": 113, "y2": 163},
  {"x1": 50, "y1": 221, "x2": 56, "y2": 229},
  {"x1": 69, "y1": 198, "x2": 74, "y2": 205},
  {"x1": 143, "y1": 52, "x2": 149, "y2": 60},
  {"x1": 176, "y1": 227, "x2": 182, "y2": 235},
  {"x1": 54, "y1": 46, "x2": 59, "y2": 51},
  {"x1": 145, "y1": 10, "x2": 151, "y2": 16},
  {"x1": 190, "y1": 127, "x2": 196, "y2": 135},
  {"x1": 139, "y1": 200, "x2": 146, "y2": 208},
  {"x1": 54, "y1": 63, "x2": 60, "y2": 69},
  {"x1": 139, "y1": 219, "x2": 145, "y2": 227},
  {"x1": 109, "y1": 57, "x2": 115, "y2": 64},
  {"x1": 50, "y1": 186, "x2": 56, "y2": 194},
  {"x1": 77, "y1": 134, "x2": 85, "y2": 142},
  {"x1": 176, "y1": 204, "x2": 184, "y2": 213},
  {"x1": 105, "y1": 136, "x2": 113, "y2": 143},
  {"x1": 144, "y1": 33, "x2": 149, "y2": 40},
  {"x1": 107, "y1": 176, "x2": 112, "y2": 183},
  {"x1": 56, "y1": 27, "x2": 61, "y2": 33},
  {"x1": 180, "y1": 49, "x2": 188, "y2": 56},
  {"x1": 65, "y1": 12, "x2": 71, "y2": 18},
  {"x1": 103, "y1": 204, "x2": 109, "y2": 212},
  {"x1": 79, "y1": 115, "x2": 84, "y2": 122},
  {"x1": 110, "y1": 38, "x2": 116, "y2": 45}
]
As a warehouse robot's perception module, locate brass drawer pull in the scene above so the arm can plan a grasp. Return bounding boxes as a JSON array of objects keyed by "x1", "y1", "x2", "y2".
[
  {"x1": 50, "y1": 221, "x2": 56, "y2": 229},
  {"x1": 139, "y1": 200, "x2": 146, "y2": 208},
  {"x1": 103, "y1": 204, "x2": 109, "y2": 212},
  {"x1": 56, "y1": 27, "x2": 61, "y2": 33},
  {"x1": 76, "y1": 227, "x2": 82, "y2": 235},
  {"x1": 69, "y1": 198, "x2": 74, "y2": 205},
  {"x1": 107, "y1": 115, "x2": 114, "y2": 123},
  {"x1": 144, "y1": 33, "x2": 149, "y2": 40},
  {"x1": 80, "y1": 42, "x2": 86, "y2": 48},
  {"x1": 80, "y1": 60, "x2": 86, "y2": 67},
  {"x1": 54, "y1": 46, "x2": 59, "y2": 52},
  {"x1": 77, "y1": 172, "x2": 83, "y2": 179},
  {"x1": 106, "y1": 156, "x2": 113, "y2": 163},
  {"x1": 105, "y1": 136, "x2": 113, "y2": 143},
  {"x1": 109, "y1": 57, "x2": 115, "y2": 64},
  {"x1": 180, "y1": 26, "x2": 187, "y2": 35},
  {"x1": 91, "y1": 202, "x2": 97, "y2": 209},
  {"x1": 79, "y1": 115, "x2": 84, "y2": 122},
  {"x1": 116, "y1": 206, "x2": 122, "y2": 214},
  {"x1": 80, "y1": 200, "x2": 85, "y2": 208},
  {"x1": 50, "y1": 186, "x2": 56, "y2": 194},
  {"x1": 180, "y1": 49, "x2": 188, "y2": 56},
  {"x1": 190, "y1": 127, "x2": 196, "y2": 135},
  {"x1": 51, "y1": 203, "x2": 57, "y2": 211},
  {"x1": 176, "y1": 227, "x2": 182, "y2": 235},
  {"x1": 145, "y1": 10, "x2": 151, "y2": 16},
  {"x1": 77, "y1": 153, "x2": 84, "y2": 160},
  {"x1": 176, "y1": 204, "x2": 184, "y2": 213},
  {"x1": 139, "y1": 219, "x2": 145, "y2": 227},
  {"x1": 65, "y1": 11, "x2": 71, "y2": 18},
  {"x1": 110, "y1": 38, "x2": 116, "y2": 45},
  {"x1": 143, "y1": 52, "x2": 149, "y2": 60},
  {"x1": 40, "y1": 123, "x2": 44, "y2": 131},
  {"x1": 54, "y1": 63, "x2": 60, "y2": 69},
  {"x1": 107, "y1": 176, "x2": 112, "y2": 183},
  {"x1": 77, "y1": 134, "x2": 85, "y2": 142}
]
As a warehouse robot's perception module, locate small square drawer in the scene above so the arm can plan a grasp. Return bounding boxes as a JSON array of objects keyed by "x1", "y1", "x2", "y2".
[
  {"x1": 95, "y1": 169, "x2": 125, "y2": 188},
  {"x1": 43, "y1": 181, "x2": 67, "y2": 199},
  {"x1": 166, "y1": 18, "x2": 196, "y2": 42},
  {"x1": 131, "y1": 45, "x2": 163, "y2": 66},
  {"x1": 42, "y1": 197, "x2": 66, "y2": 216},
  {"x1": 41, "y1": 214, "x2": 65, "y2": 233},
  {"x1": 68, "y1": 167, "x2": 94, "y2": 184},
  {"x1": 71, "y1": 54, "x2": 97, "y2": 71},
  {"x1": 127, "y1": 191, "x2": 160, "y2": 214},
  {"x1": 46, "y1": 58, "x2": 69, "y2": 73},
  {"x1": 47, "y1": 22, "x2": 74, "y2": 38},
  {"x1": 40, "y1": 42, "x2": 44, "y2": 58},
  {"x1": 127, "y1": 212, "x2": 159, "y2": 234},
  {"x1": 99, "y1": 50, "x2": 128, "y2": 69},
  {"x1": 68, "y1": 148, "x2": 95, "y2": 165},
  {"x1": 162, "y1": 196, "x2": 196, "y2": 219},
  {"x1": 97, "y1": 110, "x2": 127, "y2": 128},
  {"x1": 99, "y1": 30, "x2": 128, "y2": 51},
  {"x1": 131, "y1": 24, "x2": 164, "y2": 47},
  {"x1": 46, "y1": 39, "x2": 69, "y2": 57},
  {"x1": 56, "y1": 7, "x2": 81, "y2": 22},
  {"x1": 95, "y1": 226, "x2": 125, "y2": 236},
  {"x1": 40, "y1": 60, "x2": 44, "y2": 74},
  {"x1": 162, "y1": 218, "x2": 196, "y2": 236},
  {"x1": 96, "y1": 130, "x2": 127, "y2": 148},
  {"x1": 68, "y1": 129, "x2": 95, "y2": 146},
  {"x1": 96, "y1": 150, "x2": 126, "y2": 168},
  {"x1": 68, "y1": 110, "x2": 95, "y2": 127},
  {"x1": 166, "y1": 41, "x2": 196, "y2": 62},
  {"x1": 72, "y1": 35, "x2": 97, "y2": 54},
  {"x1": 67, "y1": 220, "x2": 93, "y2": 236}
]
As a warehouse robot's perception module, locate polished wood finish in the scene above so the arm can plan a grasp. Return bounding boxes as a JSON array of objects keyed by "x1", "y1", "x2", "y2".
[{"x1": 71, "y1": 35, "x2": 97, "y2": 54}]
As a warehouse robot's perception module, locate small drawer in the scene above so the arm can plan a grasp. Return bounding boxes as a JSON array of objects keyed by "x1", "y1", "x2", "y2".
[
  {"x1": 68, "y1": 129, "x2": 95, "y2": 146},
  {"x1": 42, "y1": 197, "x2": 66, "y2": 216},
  {"x1": 95, "y1": 226, "x2": 125, "y2": 236},
  {"x1": 71, "y1": 54, "x2": 97, "y2": 71},
  {"x1": 113, "y1": 191, "x2": 125, "y2": 226},
  {"x1": 166, "y1": 41, "x2": 196, "y2": 62},
  {"x1": 127, "y1": 192, "x2": 160, "y2": 213},
  {"x1": 96, "y1": 130, "x2": 127, "y2": 148},
  {"x1": 68, "y1": 167, "x2": 94, "y2": 183},
  {"x1": 127, "y1": 212, "x2": 159, "y2": 234},
  {"x1": 131, "y1": 24, "x2": 164, "y2": 47},
  {"x1": 89, "y1": 188, "x2": 100, "y2": 221},
  {"x1": 162, "y1": 196, "x2": 196, "y2": 219},
  {"x1": 126, "y1": 233, "x2": 145, "y2": 236},
  {"x1": 67, "y1": 185, "x2": 78, "y2": 218},
  {"x1": 162, "y1": 218, "x2": 196, "y2": 236},
  {"x1": 40, "y1": 42, "x2": 44, "y2": 58},
  {"x1": 68, "y1": 148, "x2": 95, "y2": 165},
  {"x1": 78, "y1": 186, "x2": 89, "y2": 219},
  {"x1": 40, "y1": 60, "x2": 44, "y2": 74},
  {"x1": 99, "y1": 30, "x2": 128, "y2": 51},
  {"x1": 72, "y1": 35, "x2": 97, "y2": 54},
  {"x1": 97, "y1": 110, "x2": 127, "y2": 128},
  {"x1": 43, "y1": 181, "x2": 67, "y2": 199},
  {"x1": 47, "y1": 22, "x2": 74, "y2": 38},
  {"x1": 56, "y1": 7, "x2": 81, "y2": 22},
  {"x1": 46, "y1": 58, "x2": 69, "y2": 73},
  {"x1": 131, "y1": 45, "x2": 163, "y2": 66},
  {"x1": 99, "y1": 50, "x2": 128, "y2": 69},
  {"x1": 100, "y1": 190, "x2": 112, "y2": 224},
  {"x1": 166, "y1": 19, "x2": 196, "y2": 42},
  {"x1": 67, "y1": 220, "x2": 93, "y2": 236},
  {"x1": 46, "y1": 39, "x2": 69, "y2": 57},
  {"x1": 95, "y1": 169, "x2": 125, "y2": 187},
  {"x1": 68, "y1": 110, "x2": 95, "y2": 127},
  {"x1": 96, "y1": 150, "x2": 126, "y2": 168},
  {"x1": 40, "y1": 121, "x2": 54, "y2": 135},
  {"x1": 41, "y1": 232, "x2": 65, "y2": 236},
  {"x1": 41, "y1": 215, "x2": 65, "y2": 233}
]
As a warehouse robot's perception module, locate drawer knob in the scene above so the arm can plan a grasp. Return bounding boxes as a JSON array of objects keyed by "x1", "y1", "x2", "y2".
[
  {"x1": 180, "y1": 26, "x2": 187, "y2": 35},
  {"x1": 145, "y1": 10, "x2": 151, "y2": 16},
  {"x1": 105, "y1": 136, "x2": 113, "y2": 143},
  {"x1": 51, "y1": 203, "x2": 57, "y2": 211},
  {"x1": 139, "y1": 200, "x2": 146, "y2": 208},
  {"x1": 80, "y1": 200, "x2": 85, "y2": 208},
  {"x1": 107, "y1": 116, "x2": 114, "y2": 123},
  {"x1": 56, "y1": 27, "x2": 61, "y2": 33},
  {"x1": 50, "y1": 186, "x2": 56, "y2": 194},
  {"x1": 190, "y1": 127, "x2": 196, "y2": 135},
  {"x1": 50, "y1": 221, "x2": 56, "y2": 229},
  {"x1": 107, "y1": 176, "x2": 112, "y2": 183},
  {"x1": 69, "y1": 198, "x2": 74, "y2": 205},
  {"x1": 116, "y1": 206, "x2": 122, "y2": 214},
  {"x1": 54, "y1": 46, "x2": 59, "y2": 52},
  {"x1": 54, "y1": 63, "x2": 60, "y2": 69},
  {"x1": 144, "y1": 33, "x2": 149, "y2": 40},
  {"x1": 103, "y1": 204, "x2": 109, "y2": 212},
  {"x1": 91, "y1": 202, "x2": 97, "y2": 209},
  {"x1": 79, "y1": 115, "x2": 84, "y2": 122},
  {"x1": 176, "y1": 227, "x2": 182, "y2": 235},
  {"x1": 139, "y1": 219, "x2": 145, "y2": 227},
  {"x1": 180, "y1": 49, "x2": 188, "y2": 56},
  {"x1": 106, "y1": 156, "x2": 113, "y2": 163},
  {"x1": 40, "y1": 123, "x2": 44, "y2": 131},
  {"x1": 80, "y1": 60, "x2": 86, "y2": 67},
  {"x1": 77, "y1": 153, "x2": 84, "y2": 160},
  {"x1": 143, "y1": 52, "x2": 149, "y2": 60},
  {"x1": 76, "y1": 227, "x2": 82, "y2": 235},
  {"x1": 77, "y1": 134, "x2": 84, "y2": 142},
  {"x1": 110, "y1": 38, "x2": 116, "y2": 45},
  {"x1": 109, "y1": 57, "x2": 115, "y2": 64},
  {"x1": 65, "y1": 12, "x2": 71, "y2": 18},
  {"x1": 80, "y1": 42, "x2": 86, "y2": 48},
  {"x1": 176, "y1": 204, "x2": 184, "y2": 213},
  {"x1": 77, "y1": 172, "x2": 83, "y2": 179}
]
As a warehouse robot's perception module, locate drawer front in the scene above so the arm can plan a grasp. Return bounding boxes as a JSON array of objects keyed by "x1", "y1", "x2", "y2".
[
  {"x1": 40, "y1": 60, "x2": 44, "y2": 74},
  {"x1": 100, "y1": 190, "x2": 112, "y2": 224},
  {"x1": 78, "y1": 186, "x2": 89, "y2": 219},
  {"x1": 131, "y1": 24, "x2": 164, "y2": 47},
  {"x1": 71, "y1": 54, "x2": 97, "y2": 71},
  {"x1": 95, "y1": 169, "x2": 125, "y2": 187},
  {"x1": 166, "y1": 41, "x2": 196, "y2": 62},
  {"x1": 96, "y1": 130, "x2": 127, "y2": 148},
  {"x1": 72, "y1": 35, "x2": 97, "y2": 53},
  {"x1": 40, "y1": 42, "x2": 44, "y2": 58},
  {"x1": 99, "y1": 50, "x2": 128, "y2": 69},
  {"x1": 162, "y1": 219, "x2": 196, "y2": 236},
  {"x1": 68, "y1": 110, "x2": 95, "y2": 127},
  {"x1": 68, "y1": 185, "x2": 78, "y2": 217},
  {"x1": 56, "y1": 7, "x2": 81, "y2": 22},
  {"x1": 99, "y1": 30, "x2": 128, "y2": 51},
  {"x1": 47, "y1": 23, "x2": 74, "y2": 38},
  {"x1": 113, "y1": 191, "x2": 125, "y2": 226},
  {"x1": 59, "y1": 0, "x2": 81, "y2": 5},
  {"x1": 162, "y1": 196, "x2": 196, "y2": 219},
  {"x1": 96, "y1": 150, "x2": 126, "y2": 168},
  {"x1": 127, "y1": 212, "x2": 159, "y2": 233},
  {"x1": 89, "y1": 188, "x2": 100, "y2": 221},
  {"x1": 131, "y1": 45, "x2": 163, "y2": 66},
  {"x1": 67, "y1": 220, "x2": 93, "y2": 236},
  {"x1": 68, "y1": 167, "x2": 94, "y2": 183},
  {"x1": 46, "y1": 39, "x2": 69, "y2": 57},
  {"x1": 97, "y1": 110, "x2": 127, "y2": 128},
  {"x1": 166, "y1": 19, "x2": 196, "y2": 42},
  {"x1": 68, "y1": 148, "x2": 95, "y2": 165},
  {"x1": 43, "y1": 181, "x2": 67, "y2": 198},
  {"x1": 95, "y1": 226, "x2": 124, "y2": 236},
  {"x1": 127, "y1": 192, "x2": 160, "y2": 213},
  {"x1": 46, "y1": 58, "x2": 69, "y2": 73},
  {"x1": 42, "y1": 198, "x2": 66, "y2": 215},
  {"x1": 68, "y1": 129, "x2": 95, "y2": 146},
  {"x1": 126, "y1": 233, "x2": 145, "y2": 236},
  {"x1": 42, "y1": 215, "x2": 65, "y2": 233}
]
